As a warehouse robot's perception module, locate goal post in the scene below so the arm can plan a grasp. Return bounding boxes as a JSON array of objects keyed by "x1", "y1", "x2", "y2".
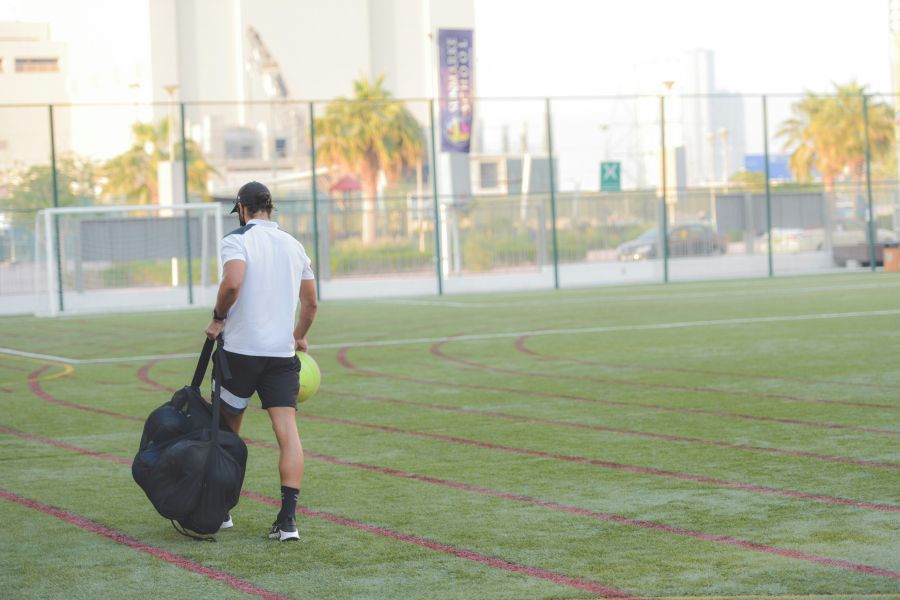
[{"x1": 34, "y1": 203, "x2": 224, "y2": 316}]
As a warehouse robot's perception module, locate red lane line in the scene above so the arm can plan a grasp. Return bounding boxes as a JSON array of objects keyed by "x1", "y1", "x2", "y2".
[
  {"x1": 241, "y1": 491, "x2": 636, "y2": 599},
  {"x1": 325, "y1": 390, "x2": 899, "y2": 471},
  {"x1": 306, "y1": 412, "x2": 900, "y2": 515},
  {"x1": 0, "y1": 428, "x2": 635, "y2": 598},
  {"x1": 297, "y1": 449, "x2": 900, "y2": 580},
  {"x1": 430, "y1": 340, "x2": 896, "y2": 411},
  {"x1": 0, "y1": 426, "x2": 132, "y2": 465},
  {"x1": 0, "y1": 489, "x2": 290, "y2": 600},
  {"x1": 29, "y1": 366, "x2": 143, "y2": 422},
  {"x1": 335, "y1": 348, "x2": 898, "y2": 436},
  {"x1": 137, "y1": 359, "x2": 171, "y2": 392},
  {"x1": 93, "y1": 358, "x2": 900, "y2": 513},
  {"x1": 7, "y1": 423, "x2": 899, "y2": 582},
  {"x1": 516, "y1": 334, "x2": 900, "y2": 392}
]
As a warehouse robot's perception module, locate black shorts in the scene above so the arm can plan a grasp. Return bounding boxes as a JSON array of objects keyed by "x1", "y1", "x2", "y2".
[{"x1": 211, "y1": 349, "x2": 300, "y2": 415}]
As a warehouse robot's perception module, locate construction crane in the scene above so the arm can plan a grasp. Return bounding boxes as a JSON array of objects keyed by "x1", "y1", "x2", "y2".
[{"x1": 244, "y1": 26, "x2": 306, "y2": 171}]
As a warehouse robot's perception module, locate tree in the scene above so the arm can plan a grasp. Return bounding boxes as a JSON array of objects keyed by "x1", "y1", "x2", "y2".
[
  {"x1": 729, "y1": 170, "x2": 766, "y2": 192},
  {"x1": 315, "y1": 76, "x2": 425, "y2": 244},
  {"x1": 776, "y1": 81, "x2": 894, "y2": 192},
  {"x1": 102, "y1": 118, "x2": 215, "y2": 204},
  {"x1": 2, "y1": 155, "x2": 100, "y2": 218}
]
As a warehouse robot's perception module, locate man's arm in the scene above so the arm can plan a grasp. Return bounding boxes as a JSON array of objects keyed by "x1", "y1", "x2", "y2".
[
  {"x1": 293, "y1": 278, "x2": 318, "y2": 352},
  {"x1": 204, "y1": 260, "x2": 246, "y2": 340}
]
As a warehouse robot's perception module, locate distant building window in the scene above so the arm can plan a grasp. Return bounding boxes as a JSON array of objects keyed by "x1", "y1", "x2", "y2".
[
  {"x1": 479, "y1": 162, "x2": 499, "y2": 189},
  {"x1": 15, "y1": 58, "x2": 59, "y2": 73}
]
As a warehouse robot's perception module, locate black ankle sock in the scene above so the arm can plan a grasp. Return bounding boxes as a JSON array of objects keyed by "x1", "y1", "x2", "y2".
[{"x1": 278, "y1": 485, "x2": 299, "y2": 521}]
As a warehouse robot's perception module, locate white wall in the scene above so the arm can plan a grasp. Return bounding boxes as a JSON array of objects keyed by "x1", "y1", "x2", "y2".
[{"x1": 0, "y1": 22, "x2": 68, "y2": 167}]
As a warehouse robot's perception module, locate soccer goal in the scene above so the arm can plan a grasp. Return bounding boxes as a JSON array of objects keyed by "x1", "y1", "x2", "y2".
[{"x1": 34, "y1": 203, "x2": 224, "y2": 316}]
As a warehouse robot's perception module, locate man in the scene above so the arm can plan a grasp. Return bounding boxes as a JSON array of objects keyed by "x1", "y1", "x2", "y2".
[{"x1": 204, "y1": 181, "x2": 317, "y2": 542}]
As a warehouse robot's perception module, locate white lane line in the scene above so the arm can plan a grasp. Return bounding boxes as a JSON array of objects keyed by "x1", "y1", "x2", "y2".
[
  {"x1": 4, "y1": 308, "x2": 900, "y2": 364},
  {"x1": 377, "y1": 281, "x2": 900, "y2": 309}
]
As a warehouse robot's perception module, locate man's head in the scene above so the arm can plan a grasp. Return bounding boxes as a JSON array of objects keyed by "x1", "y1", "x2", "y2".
[{"x1": 232, "y1": 181, "x2": 273, "y2": 226}]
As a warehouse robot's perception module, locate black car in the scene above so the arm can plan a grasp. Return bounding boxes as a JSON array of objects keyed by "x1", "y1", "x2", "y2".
[{"x1": 617, "y1": 223, "x2": 726, "y2": 261}]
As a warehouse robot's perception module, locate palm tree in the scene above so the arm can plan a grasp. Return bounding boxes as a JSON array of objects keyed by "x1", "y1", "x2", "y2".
[
  {"x1": 777, "y1": 81, "x2": 894, "y2": 191},
  {"x1": 102, "y1": 118, "x2": 215, "y2": 204},
  {"x1": 315, "y1": 76, "x2": 425, "y2": 244}
]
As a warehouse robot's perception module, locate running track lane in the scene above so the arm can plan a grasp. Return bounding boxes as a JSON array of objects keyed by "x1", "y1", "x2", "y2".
[
  {"x1": 514, "y1": 335, "x2": 900, "y2": 393},
  {"x1": 5, "y1": 425, "x2": 900, "y2": 582},
  {"x1": 0, "y1": 489, "x2": 290, "y2": 600},
  {"x1": 36, "y1": 361, "x2": 900, "y2": 578},
  {"x1": 430, "y1": 340, "x2": 898, "y2": 411},
  {"x1": 335, "y1": 348, "x2": 899, "y2": 437},
  {"x1": 0, "y1": 428, "x2": 635, "y2": 598},
  {"x1": 37, "y1": 361, "x2": 900, "y2": 514},
  {"x1": 326, "y1": 389, "x2": 900, "y2": 471},
  {"x1": 305, "y1": 412, "x2": 900, "y2": 514},
  {"x1": 143, "y1": 357, "x2": 900, "y2": 470},
  {"x1": 132, "y1": 362, "x2": 900, "y2": 575}
]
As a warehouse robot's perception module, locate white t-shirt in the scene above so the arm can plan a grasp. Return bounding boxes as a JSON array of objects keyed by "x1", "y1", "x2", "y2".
[{"x1": 220, "y1": 219, "x2": 315, "y2": 357}]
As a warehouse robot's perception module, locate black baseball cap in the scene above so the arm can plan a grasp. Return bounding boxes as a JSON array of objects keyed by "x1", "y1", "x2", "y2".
[{"x1": 231, "y1": 181, "x2": 272, "y2": 214}]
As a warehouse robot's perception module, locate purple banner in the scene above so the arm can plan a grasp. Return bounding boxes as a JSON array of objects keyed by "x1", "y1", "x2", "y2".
[{"x1": 438, "y1": 29, "x2": 474, "y2": 153}]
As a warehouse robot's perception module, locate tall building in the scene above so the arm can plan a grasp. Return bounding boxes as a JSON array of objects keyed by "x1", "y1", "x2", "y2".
[
  {"x1": 679, "y1": 49, "x2": 746, "y2": 187},
  {"x1": 147, "y1": 0, "x2": 473, "y2": 181},
  {"x1": 0, "y1": 22, "x2": 69, "y2": 169}
]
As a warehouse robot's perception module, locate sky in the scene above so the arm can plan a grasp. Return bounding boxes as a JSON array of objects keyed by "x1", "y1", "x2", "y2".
[
  {"x1": 476, "y1": 0, "x2": 893, "y2": 96},
  {"x1": 0, "y1": 0, "x2": 894, "y2": 101}
]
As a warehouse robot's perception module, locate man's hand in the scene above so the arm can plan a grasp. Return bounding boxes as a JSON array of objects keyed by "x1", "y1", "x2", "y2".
[
  {"x1": 294, "y1": 336, "x2": 309, "y2": 353},
  {"x1": 205, "y1": 319, "x2": 225, "y2": 341}
]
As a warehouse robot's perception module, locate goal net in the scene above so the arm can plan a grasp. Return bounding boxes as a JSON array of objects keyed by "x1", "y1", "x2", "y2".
[{"x1": 34, "y1": 203, "x2": 224, "y2": 316}]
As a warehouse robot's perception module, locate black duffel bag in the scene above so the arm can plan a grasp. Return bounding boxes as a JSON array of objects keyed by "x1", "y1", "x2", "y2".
[{"x1": 132, "y1": 338, "x2": 248, "y2": 540}]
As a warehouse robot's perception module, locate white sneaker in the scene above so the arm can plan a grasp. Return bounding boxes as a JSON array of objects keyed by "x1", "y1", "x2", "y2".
[
  {"x1": 220, "y1": 514, "x2": 233, "y2": 530},
  {"x1": 268, "y1": 516, "x2": 299, "y2": 541}
]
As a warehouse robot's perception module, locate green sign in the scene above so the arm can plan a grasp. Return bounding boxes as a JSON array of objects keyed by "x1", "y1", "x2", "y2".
[{"x1": 600, "y1": 161, "x2": 620, "y2": 192}]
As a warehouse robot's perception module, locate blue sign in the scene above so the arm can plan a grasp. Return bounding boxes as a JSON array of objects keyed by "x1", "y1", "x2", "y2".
[
  {"x1": 744, "y1": 154, "x2": 792, "y2": 180},
  {"x1": 438, "y1": 29, "x2": 474, "y2": 153}
]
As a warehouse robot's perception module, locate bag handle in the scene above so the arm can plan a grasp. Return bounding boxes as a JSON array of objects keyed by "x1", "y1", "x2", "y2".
[
  {"x1": 210, "y1": 337, "x2": 232, "y2": 444},
  {"x1": 191, "y1": 338, "x2": 215, "y2": 388}
]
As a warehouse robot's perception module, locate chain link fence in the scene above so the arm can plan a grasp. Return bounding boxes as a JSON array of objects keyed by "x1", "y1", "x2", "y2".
[{"x1": 1, "y1": 93, "x2": 898, "y2": 314}]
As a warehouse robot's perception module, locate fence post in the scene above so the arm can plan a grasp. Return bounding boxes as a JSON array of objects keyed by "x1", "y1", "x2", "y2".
[
  {"x1": 862, "y1": 94, "x2": 876, "y2": 271},
  {"x1": 179, "y1": 102, "x2": 194, "y2": 304},
  {"x1": 762, "y1": 95, "x2": 774, "y2": 277},
  {"x1": 545, "y1": 98, "x2": 560, "y2": 289},
  {"x1": 48, "y1": 104, "x2": 64, "y2": 312},
  {"x1": 659, "y1": 95, "x2": 669, "y2": 283},
  {"x1": 428, "y1": 99, "x2": 444, "y2": 295},
  {"x1": 308, "y1": 101, "x2": 321, "y2": 300}
]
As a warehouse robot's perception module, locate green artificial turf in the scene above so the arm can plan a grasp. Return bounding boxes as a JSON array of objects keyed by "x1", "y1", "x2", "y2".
[{"x1": 0, "y1": 272, "x2": 898, "y2": 599}]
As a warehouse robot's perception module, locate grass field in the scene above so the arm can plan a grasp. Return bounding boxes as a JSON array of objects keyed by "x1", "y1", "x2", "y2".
[{"x1": 1, "y1": 272, "x2": 899, "y2": 599}]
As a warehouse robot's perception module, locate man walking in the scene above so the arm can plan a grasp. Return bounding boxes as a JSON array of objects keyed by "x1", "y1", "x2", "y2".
[{"x1": 205, "y1": 181, "x2": 317, "y2": 541}]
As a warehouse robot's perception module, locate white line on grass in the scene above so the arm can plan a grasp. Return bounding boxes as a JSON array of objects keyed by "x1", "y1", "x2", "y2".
[
  {"x1": 378, "y1": 280, "x2": 900, "y2": 308},
  {"x1": 4, "y1": 307, "x2": 900, "y2": 364}
]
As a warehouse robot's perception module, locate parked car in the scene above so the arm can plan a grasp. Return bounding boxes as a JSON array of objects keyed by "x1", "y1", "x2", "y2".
[
  {"x1": 617, "y1": 223, "x2": 726, "y2": 261},
  {"x1": 753, "y1": 220, "x2": 898, "y2": 264},
  {"x1": 831, "y1": 220, "x2": 898, "y2": 266},
  {"x1": 754, "y1": 228, "x2": 824, "y2": 254}
]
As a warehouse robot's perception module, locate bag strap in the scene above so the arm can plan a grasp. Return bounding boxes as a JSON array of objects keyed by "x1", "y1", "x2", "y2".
[
  {"x1": 191, "y1": 338, "x2": 215, "y2": 388},
  {"x1": 171, "y1": 520, "x2": 215, "y2": 542},
  {"x1": 210, "y1": 337, "x2": 232, "y2": 444}
]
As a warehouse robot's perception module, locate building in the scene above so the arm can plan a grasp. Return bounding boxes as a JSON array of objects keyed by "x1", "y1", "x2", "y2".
[
  {"x1": 679, "y1": 49, "x2": 746, "y2": 187},
  {"x1": 147, "y1": 0, "x2": 474, "y2": 197},
  {"x1": 0, "y1": 22, "x2": 69, "y2": 170}
]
